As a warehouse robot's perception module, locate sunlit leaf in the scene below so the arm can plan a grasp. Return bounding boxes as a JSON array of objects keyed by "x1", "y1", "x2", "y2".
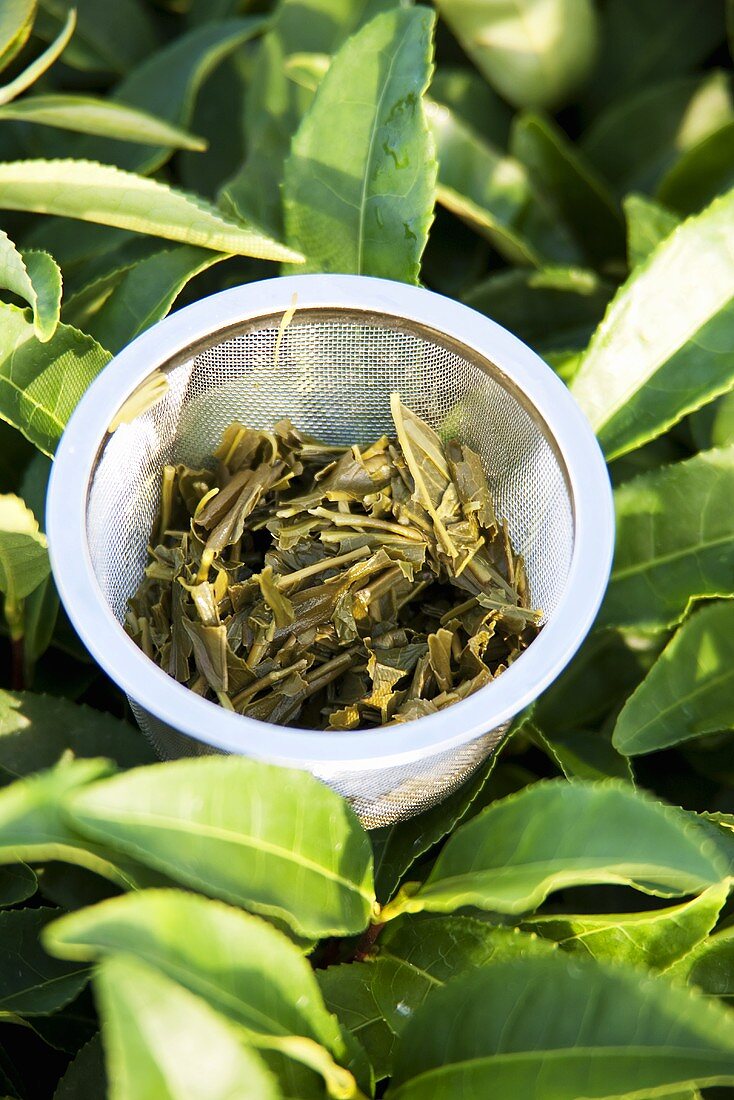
[
  {"x1": 571, "y1": 190, "x2": 734, "y2": 460},
  {"x1": 0, "y1": 493, "x2": 49, "y2": 638},
  {"x1": 624, "y1": 193, "x2": 680, "y2": 266},
  {"x1": 0, "y1": 7, "x2": 75, "y2": 106},
  {"x1": 0, "y1": 229, "x2": 60, "y2": 340},
  {"x1": 283, "y1": 7, "x2": 436, "y2": 282},
  {"x1": 0, "y1": 0, "x2": 36, "y2": 74}
]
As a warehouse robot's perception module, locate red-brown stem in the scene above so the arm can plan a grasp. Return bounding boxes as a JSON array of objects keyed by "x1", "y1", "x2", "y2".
[{"x1": 352, "y1": 922, "x2": 385, "y2": 961}]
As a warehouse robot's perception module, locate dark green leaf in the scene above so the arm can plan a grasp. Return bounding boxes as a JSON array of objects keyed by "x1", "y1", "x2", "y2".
[
  {"x1": 582, "y1": 71, "x2": 734, "y2": 197},
  {"x1": 0, "y1": 908, "x2": 89, "y2": 1016},
  {"x1": 433, "y1": 0, "x2": 597, "y2": 109},
  {"x1": 36, "y1": 0, "x2": 158, "y2": 75},
  {"x1": 603, "y1": 448, "x2": 734, "y2": 630},
  {"x1": 388, "y1": 954, "x2": 734, "y2": 1098},
  {"x1": 530, "y1": 724, "x2": 633, "y2": 782},
  {"x1": 283, "y1": 7, "x2": 436, "y2": 282},
  {"x1": 54, "y1": 1036, "x2": 106, "y2": 1100},
  {"x1": 0, "y1": 864, "x2": 36, "y2": 907},
  {"x1": 658, "y1": 121, "x2": 734, "y2": 216},
  {"x1": 463, "y1": 266, "x2": 612, "y2": 354},
  {"x1": 681, "y1": 925, "x2": 734, "y2": 1000},
  {"x1": 381, "y1": 780, "x2": 731, "y2": 921},
  {"x1": 429, "y1": 67, "x2": 511, "y2": 147},
  {"x1": 571, "y1": 191, "x2": 734, "y2": 460},
  {"x1": 613, "y1": 601, "x2": 734, "y2": 755},
  {"x1": 94, "y1": 955, "x2": 282, "y2": 1100},
  {"x1": 524, "y1": 883, "x2": 729, "y2": 971},
  {"x1": 64, "y1": 757, "x2": 375, "y2": 939},
  {"x1": 510, "y1": 112, "x2": 624, "y2": 267},
  {"x1": 0, "y1": 690, "x2": 154, "y2": 781}
]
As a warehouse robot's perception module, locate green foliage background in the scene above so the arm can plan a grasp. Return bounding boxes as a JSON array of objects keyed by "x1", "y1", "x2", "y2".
[{"x1": 1, "y1": 0, "x2": 734, "y2": 1096}]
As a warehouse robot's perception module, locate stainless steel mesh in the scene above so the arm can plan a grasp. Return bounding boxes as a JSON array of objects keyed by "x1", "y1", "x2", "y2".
[{"x1": 85, "y1": 308, "x2": 574, "y2": 828}]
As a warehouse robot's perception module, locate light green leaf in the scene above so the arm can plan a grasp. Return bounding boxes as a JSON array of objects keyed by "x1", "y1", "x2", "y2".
[
  {"x1": 624, "y1": 193, "x2": 681, "y2": 267},
  {"x1": 388, "y1": 954, "x2": 734, "y2": 1099},
  {"x1": 658, "y1": 120, "x2": 734, "y2": 216},
  {"x1": 0, "y1": 302, "x2": 111, "y2": 456},
  {"x1": 283, "y1": 7, "x2": 436, "y2": 282},
  {"x1": 45, "y1": 890, "x2": 362, "y2": 1098},
  {"x1": 0, "y1": 863, "x2": 36, "y2": 906},
  {"x1": 223, "y1": 0, "x2": 394, "y2": 234},
  {"x1": 613, "y1": 602, "x2": 734, "y2": 755},
  {"x1": 0, "y1": 690, "x2": 154, "y2": 781},
  {"x1": 679, "y1": 924, "x2": 734, "y2": 1000},
  {"x1": 583, "y1": 0, "x2": 726, "y2": 116},
  {"x1": 463, "y1": 266, "x2": 612, "y2": 353},
  {"x1": 95, "y1": 955, "x2": 282, "y2": 1100},
  {"x1": 0, "y1": 95, "x2": 206, "y2": 151},
  {"x1": 524, "y1": 883, "x2": 729, "y2": 971},
  {"x1": 64, "y1": 757, "x2": 375, "y2": 939},
  {"x1": 429, "y1": 66, "x2": 511, "y2": 147},
  {"x1": 510, "y1": 112, "x2": 624, "y2": 267},
  {"x1": 381, "y1": 780, "x2": 731, "y2": 921},
  {"x1": 0, "y1": 7, "x2": 75, "y2": 106},
  {"x1": 0, "y1": 759, "x2": 168, "y2": 891},
  {"x1": 0, "y1": 229, "x2": 60, "y2": 342},
  {"x1": 603, "y1": 448, "x2": 734, "y2": 630},
  {"x1": 78, "y1": 245, "x2": 229, "y2": 355},
  {"x1": 16, "y1": 452, "x2": 57, "y2": 671},
  {"x1": 433, "y1": 0, "x2": 597, "y2": 110},
  {"x1": 427, "y1": 99, "x2": 580, "y2": 266},
  {"x1": 0, "y1": 0, "x2": 35, "y2": 73},
  {"x1": 0, "y1": 493, "x2": 49, "y2": 638},
  {"x1": 41, "y1": 19, "x2": 267, "y2": 176},
  {"x1": 582, "y1": 71, "x2": 734, "y2": 197},
  {"x1": 0, "y1": 907, "x2": 89, "y2": 1015},
  {"x1": 0, "y1": 160, "x2": 302, "y2": 262},
  {"x1": 35, "y1": 0, "x2": 158, "y2": 75},
  {"x1": 571, "y1": 190, "x2": 734, "y2": 460}
]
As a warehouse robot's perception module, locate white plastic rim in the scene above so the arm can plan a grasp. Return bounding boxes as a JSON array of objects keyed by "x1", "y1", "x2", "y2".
[{"x1": 47, "y1": 274, "x2": 614, "y2": 775}]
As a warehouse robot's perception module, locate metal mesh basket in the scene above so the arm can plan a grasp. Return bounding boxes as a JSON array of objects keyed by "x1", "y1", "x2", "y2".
[{"x1": 47, "y1": 275, "x2": 614, "y2": 828}]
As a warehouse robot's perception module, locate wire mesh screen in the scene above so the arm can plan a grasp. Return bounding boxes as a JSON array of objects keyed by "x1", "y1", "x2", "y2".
[{"x1": 86, "y1": 310, "x2": 574, "y2": 827}]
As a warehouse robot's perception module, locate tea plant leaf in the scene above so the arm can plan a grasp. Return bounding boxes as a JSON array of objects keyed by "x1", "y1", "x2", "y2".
[
  {"x1": 0, "y1": 0, "x2": 35, "y2": 73},
  {"x1": 0, "y1": 230, "x2": 60, "y2": 341},
  {"x1": 0, "y1": 494, "x2": 49, "y2": 637},
  {"x1": 223, "y1": 0, "x2": 394, "y2": 233},
  {"x1": 283, "y1": 7, "x2": 436, "y2": 282},
  {"x1": 35, "y1": 0, "x2": 157, "y2": 75},
  {"x1": 429, "y1": 67, "x2": 511, "y2": 147},
  {"x1": 433, "y1": 0, "x2": 597, "y2": 110},
  {"x1": 95, "y1": 955, "x2": 282, "y2": 1100},
  {"x1": 0, "y1": 96, "x2": 206, "y2": 150},
  {"x1": 583, "y1": 0, "x2": 727, "y2": 115},
  {"x1": 0, "y1": 863, "x2": 36, "y2": 906},
  {"x1": 613, "y1": 602, "x2": 734, "y2": 756},
  {"x1": 0, "y1": 160, "x2": 303, "y2": 262},
  {"x1": 571, "y1": 189, "x2": 734, "y2": 460},
  {"x1": 604, "y1": 448, "x2": 734, "y2": 630},
  {"x1": 0, "y1": 8, "x2": 75, "y2": 106},
  {"x1": 510, "y1": 113, "x2": 624, "y2": 267},
  {"x1": 64, "y1": 757, "x2": 375, "y2": 939},
  {"x1": 380, "y1": 780, "x2": 731, "y2": 921},
  {"x1": 658, "y1": 120, "x2": 734, "y2": 216},
  {"x1": 0, "y1": 759, "x2": 165, "y2": 891},
  {"x1": 54, "y1": 1036, "x2": 106, "y2": 1100},
  {"x1": 529, "y1": 724, "x2": 633, "y2": 782},
  {"x1": 0, "y1": 691, "x2": 154, "y2": 780},
  {"x1": 524, "y1": 883, "x2": 729, "y2": 971},
  {"x1": 0, "y1": 908, "x2": 89, "y2": 1015},
  {"x1": 45, "y1": 890, "x2": 361, "y2": 1097},
  {"x1": 42, "y1": 19, "x2": 267, "y2": 175},
  {"x1": 388, "y1": 954, "x2": 734, "y2": 1098},
  {"x1": 426, "y1": 99, "x2": 580, "y2": 266},
  {"x1": 581, "y1": 71, "x2": 734, "y2": 197},
  {"x1": 463, "y1": 266, "x2": 612, "y2": 353},
  {"x1": 679, "y1": 924, "x2": 734, "y2": 1000},
  {"x1": 0, "y1": 303, "x2": 111, "y2": 456},
  {"x1": 624, "y1": 193, "x2": 681, "y2": 266},
  {"x1": 78, "y1": 245, "x2": 229, "y2": 354}
]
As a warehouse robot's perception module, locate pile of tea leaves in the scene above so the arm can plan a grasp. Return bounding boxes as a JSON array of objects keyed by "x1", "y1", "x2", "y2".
[{"x1": 126, "y1": 394, "x2": 540, "y2": 729}]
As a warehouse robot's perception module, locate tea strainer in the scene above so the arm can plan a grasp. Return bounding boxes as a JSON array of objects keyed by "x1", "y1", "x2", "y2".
[{"x1": 47, "y1": 275, "x2": 614, "y2": 828}]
